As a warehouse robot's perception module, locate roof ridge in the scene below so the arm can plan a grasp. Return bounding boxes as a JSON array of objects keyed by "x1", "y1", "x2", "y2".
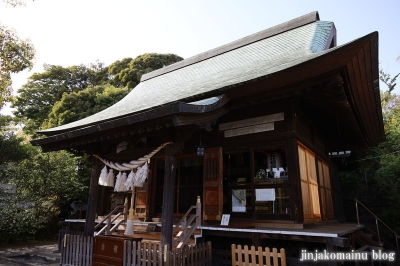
[{"x1": 141, "y1": 11, "x2": 320, "y2": 82}]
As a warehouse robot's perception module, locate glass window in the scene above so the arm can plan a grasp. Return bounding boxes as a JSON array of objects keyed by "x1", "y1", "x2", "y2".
[
  {"x1": 232, "y1": 189, "x2": 247, "y2": 212},
  {"x1": 255, "y1": 188, "x2": 290, "y2": 214},
  {"x1": 223, "y1": 152, "x2": 251, "y2": 185},
  {"x1": 224, "y1": 188, "x2": 253, "y2": 214},
  {"x1": 223, "y1": 147, "x2": 290, "y2": 219},
  {"x1": 254, "y1": 150, "x2": 288, "y2": 184}
]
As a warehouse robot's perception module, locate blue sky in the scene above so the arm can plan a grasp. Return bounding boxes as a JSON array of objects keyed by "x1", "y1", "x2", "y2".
[{"x1": 1, "y1": 0, "x2": 399, "y2": 114}]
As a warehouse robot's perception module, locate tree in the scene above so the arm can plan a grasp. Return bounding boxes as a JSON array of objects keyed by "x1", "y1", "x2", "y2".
[
  {"x1": 0, "y1": 24, "x2": 35, "y2": 109},
  {"x1": 0, "y1": 147, "x2": 91, "y2": 241},
  {"x1": 109, "y1": 53, "x2": 183, "y2": 89},
  {"x1": 379, "y1": 69, "x2": 399, "y2": 107},
  {"x1": 7, "y1": 148, "x2": 90, "y2": 209},
  {"x1": 0, "y1": 115, "x2": 29, "y2": 166},
  {"x1": 13, "y1": 53, "x2": 183, "y2": 134},
  {"x1": 12, "y1": 63, "x2": 107, "y2": 135},
  {"x1": 339, "y1": 68, "x2": 400, "y2": 239},
  {"x1": 43, "y1": 85, "x2": 129, "y2": 129}
]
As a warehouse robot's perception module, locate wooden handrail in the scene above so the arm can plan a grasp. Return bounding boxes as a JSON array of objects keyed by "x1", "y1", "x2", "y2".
[
  {"x1": 172, "y1": 196, "x2": 202, "y2": 248},
  {"x1": 95, "y1": 198, "x2": 128, "y2": 235},
  {"x1": 97, "y1": 212, "x2": 124, "y2": 235},
  {"x1": 172, "y1": 205, "x2": 196, "y2": 235},
  {"x1": 94, "y1": 205, "x2": 125, "y2": 230}
]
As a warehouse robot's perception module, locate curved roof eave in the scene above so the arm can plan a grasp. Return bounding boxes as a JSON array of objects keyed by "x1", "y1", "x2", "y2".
[
  {"x1": 37, "y1": 19, "x2": 335, "y2": 136},
  {"x1": 31, "y1": 32, "x2": 383, "y2": 148},
  {"x1": 30, "y1": 95, "x2": 230, "y2": 146}
]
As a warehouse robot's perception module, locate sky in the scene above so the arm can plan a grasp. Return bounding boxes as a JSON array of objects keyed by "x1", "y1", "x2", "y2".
[{"x1": 1, "y1": 0, "x2": 399, "y2": 115}]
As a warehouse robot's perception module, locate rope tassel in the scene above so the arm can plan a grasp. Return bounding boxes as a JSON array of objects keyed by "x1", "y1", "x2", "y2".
[
  {"x1": 105, "y1": 169, "x2": 115, "y2": 187},
  {"x1": 98, "y1": 165, "x2": 108, "y2": 186}
]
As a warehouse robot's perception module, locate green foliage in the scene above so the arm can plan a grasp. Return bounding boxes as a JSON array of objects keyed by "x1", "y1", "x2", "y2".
[
  {"x1": 0, "y1": 112, "x2": 90, "y2": 241},
  {"x1": 0, "y1": 131, "x2": 29, "y2": 165},
  {"x1": 43, "y1": 85, "x2": 128, "y2": 129},
  {"x1": 108, "y1": 53, "x2": 183, "y2": 88},
  {"x1": 0, "y1": 24, "x2": 35, "y2": 109},
  {"x1": 0, "y1": 194, "x2": 59, "y2": 242},
  {"x1": 381, "y1": 94, "x2": 400, "y2": 151},
  {"x1": 7, "y1": 148, "x2": 89, "y2": 205},
  {"x1": 380, "y1": 69, "x2": 398, "y2": 95},
  {"x1": 0, "y1": 148, "x2": 90, "y2": 241},
  {"x1": 12, "y1": 63, "x2": 107, "y2": 135},
  {"x1": 340, "y1": 68, "x2": 400, "y2": 236},
  {"x1": 94, "y1": 85, "x2": 128, "y2": 108},
  {"x1": 13, "y1": 53, "x2": 182, "y2": 134},
  {"x1": 0, "y1": 115, "x2": 30, "y2": 166}
]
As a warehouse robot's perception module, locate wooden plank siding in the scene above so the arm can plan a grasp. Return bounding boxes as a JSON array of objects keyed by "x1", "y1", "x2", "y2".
[
  {"x1": 358, "y1": 45, "x2": 380, "y2": 142},
  {"x1": 345, "y1": 34, "x2": 382, "y2": 147}
]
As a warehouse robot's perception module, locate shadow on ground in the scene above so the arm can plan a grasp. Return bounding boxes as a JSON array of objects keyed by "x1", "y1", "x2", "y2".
[{"x1": 0, "y1": 239, "x2": 60, "y2": 265}]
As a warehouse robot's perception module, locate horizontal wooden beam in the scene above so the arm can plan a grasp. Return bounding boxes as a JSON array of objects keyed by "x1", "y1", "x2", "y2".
[{"x1": 219, "y1": 112, "x2": 284, "y2": 131}]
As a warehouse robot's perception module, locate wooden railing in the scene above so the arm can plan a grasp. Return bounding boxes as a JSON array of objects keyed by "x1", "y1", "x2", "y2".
[
  {"x1": 172, "y1": 196, "x2": 202, "y2": 248},
  {"x1": 124, "y1": 240, "x2": 212, "y2": 266},
  {"x1": 60, "y1": 234, "x2": 94, "y2": 266},
  {"x1": 231, "y1": 244, "x2": 287, "y2": 266},
  {"x1": 95, "y1": 198, "x2": 128, "y2": 235}
]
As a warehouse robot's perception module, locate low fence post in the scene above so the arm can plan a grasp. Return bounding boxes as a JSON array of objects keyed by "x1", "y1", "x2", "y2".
[
  {"x1": 123, "y1": 241, "x2": 212, "y2": 266},
  {"x1": 60, "y1": 234, "x2": 94, "y2": 266},
  {"x1": 231, "y1": 244, "x2": 286, "y2": 266},
  {"x1": 57, "y1": 229, "x2": 84, "y2": 253}
]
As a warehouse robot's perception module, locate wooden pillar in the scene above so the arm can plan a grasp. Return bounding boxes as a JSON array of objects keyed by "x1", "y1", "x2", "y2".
[
  {"x1": 252, "y1": 233, "x2": 260, "y2": 247},
  {"x1": 99, "y1": 186, "x2": 106, "y2": 215},
  {"x1": 326, "y1": 240, "x2": 339, "y2": 266},
  {"x1": 84, "y1": 158, "x2": 102, "y2": 236},
  {"x1": 161, "y1": 142, "x2": 183, "y2": 249}
]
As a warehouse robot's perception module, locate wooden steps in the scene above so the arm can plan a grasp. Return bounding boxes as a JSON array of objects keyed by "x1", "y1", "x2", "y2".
[
  {"x1": 101, "y1": 222, "x2": 201, "y2": 247},
  {"x1": 355, "y1": 228, "x2": 398, "y2": 251}
]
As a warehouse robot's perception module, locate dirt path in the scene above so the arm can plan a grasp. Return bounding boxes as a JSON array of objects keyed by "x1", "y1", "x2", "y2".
[{"x1": 0, "y1": 239, "x2": 60, "y2": 265}]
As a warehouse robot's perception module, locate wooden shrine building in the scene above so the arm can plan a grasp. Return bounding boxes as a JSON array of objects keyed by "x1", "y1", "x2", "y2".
[{"x1": 32, "y1": 11, "x2": 385, "y2": 263}]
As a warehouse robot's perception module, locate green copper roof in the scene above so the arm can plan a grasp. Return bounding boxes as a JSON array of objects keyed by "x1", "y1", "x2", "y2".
[{"x1": 39, "y1": 13, "x2": 335, "y2": 135}]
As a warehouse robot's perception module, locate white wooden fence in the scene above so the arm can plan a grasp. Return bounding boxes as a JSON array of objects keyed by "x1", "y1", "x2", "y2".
[
  {"x1": 60, "y1": 234, "x2": 94, "y2": 266},
  {"x1": 57, "y1": 229, "x2": 84, "y2": 253}
]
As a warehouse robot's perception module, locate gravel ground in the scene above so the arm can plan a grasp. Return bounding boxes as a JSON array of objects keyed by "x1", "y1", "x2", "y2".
[
  {"x1": 0, "y1": 257, "x2": 31, "y2": 265},
  {"x1": 0, "y1": 239, "x2": 60, "y2": 266}
]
